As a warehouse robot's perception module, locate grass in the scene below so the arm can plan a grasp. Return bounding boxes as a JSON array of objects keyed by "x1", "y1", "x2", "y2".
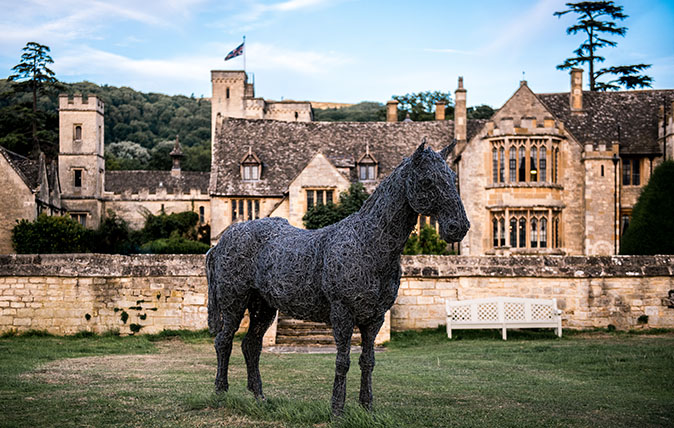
[{"x1": 1, "y1": 327, "x2": 673, "y2": 427}]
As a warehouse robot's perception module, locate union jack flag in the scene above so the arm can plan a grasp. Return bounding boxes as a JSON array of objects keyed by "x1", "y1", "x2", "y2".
[{"x1": 225, "y1": 42, "x2": 244, "y2": 61}]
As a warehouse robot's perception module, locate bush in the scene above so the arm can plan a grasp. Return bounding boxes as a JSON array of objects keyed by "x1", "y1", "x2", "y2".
[
  {"x1": 620, "y1": 160, "x2": 674, "y2": 254},
  {"x1": 90, "y1": 211, "x2": 138, "y2": 254},
  {"x1": 140, "y1": 236, "x2": 209, "y2": 254},
  {"x1": 404, "y1": 224, "x2": 452, "y2": 255},
  {"x1": 303, "y1": 183, "x2": 370, "y2": 229},
  {"x1": 140, "y1": 211, "x2": 200, "y2": 242},
  {"x1": 12, "y1": 214, "x2": 91, "y2": 253}
]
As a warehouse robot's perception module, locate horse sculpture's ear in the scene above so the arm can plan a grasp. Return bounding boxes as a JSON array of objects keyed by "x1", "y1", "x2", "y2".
[
  {"x1": 439, "y1": 139, "x2": 457, "y2": 161},
  {"x1": 411, "y1": 140, "x2": 426, "y2": 165}
]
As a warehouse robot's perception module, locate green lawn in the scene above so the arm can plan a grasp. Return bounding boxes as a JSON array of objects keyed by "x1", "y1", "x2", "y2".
[{"x1": 1, "y1": 328, "x2": 673, "y2": 427}]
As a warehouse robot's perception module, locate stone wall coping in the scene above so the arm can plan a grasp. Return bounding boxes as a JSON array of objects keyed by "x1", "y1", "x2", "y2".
[
  {"x1": 400, "y1": 255, "x2": 674, "y2": 278},
  {"x1": 0, "y1": 254, "x2": 672, "y2": 278},
  {"x1": 0, "y1": 254, "x2": 207, "y2": 277}
]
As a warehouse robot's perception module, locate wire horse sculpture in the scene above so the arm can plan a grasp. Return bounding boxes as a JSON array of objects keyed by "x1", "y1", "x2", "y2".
[{"x1": 207, "y1": 140, "x2": 470, "y2": 416}]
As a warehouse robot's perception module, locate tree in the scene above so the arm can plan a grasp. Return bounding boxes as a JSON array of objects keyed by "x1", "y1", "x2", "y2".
[
  {"x1": 467, "y1": 104, "x2": 495, "y2": 119},
  {"x1": 620, "y1": 160, "x2": 674, "y2": 255},
  {"x1": 7, "y1": 42, "x2": 58, "y2": 154},
  {"x1": 12, "y1": 214, "x2": 91, "y2": 254},
  {"x1": 313, "y1": 102, "x2": 386, "y2": 122},
  {"x1": 554, "y1": 1, "x2": 652, "y2": 91},
  {"x1": 403, "y1": 224, "x2": 452, "y2": 255},
  {"x1": 392, "y1": 91, "x2": 453, "y2": 121},
  {"x1": 303, "y1": 183, "x2": 370, "y2": 229}
]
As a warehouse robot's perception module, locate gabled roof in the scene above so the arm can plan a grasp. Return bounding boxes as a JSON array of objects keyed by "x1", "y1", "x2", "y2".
[
  {"x1": 105, "y1": 170, "x2": 209, "y2": 194},
  {"x1": 539, "y1": 89, "x2": 674, "y2": 155},
  {"x1": 211, "y1": 118, "x2": 479, "y2": 196},
  {"x1": 0, "y1": 145, "x2": 41, "y2": 191}
]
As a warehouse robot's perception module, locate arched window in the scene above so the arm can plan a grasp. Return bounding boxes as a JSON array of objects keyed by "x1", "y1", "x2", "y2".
[
  {"x1": 499, "y1": 218, "x2": 505, "y2": 246},
  {"x1": 530, "y1": 217, "x2": 538, "y2": 248},
  {"x1": 518, "y1": 146, "x2": 526, "y2": 182},
  {"x1": 493, "y1": 218, "x2": 499, "y2": 247},
  {"x1": 530, "y1": 146, "x2": 538, "y2": 182},
  {"x1": 540, "y1": 218, "x2": 548, "y2": 248},
  {"x1": 499, "y1": 147, "x2": 505, "y2": 182},
  {"x1": 509, "y1": 146, "x2": 516, "y2": 182},
  {"x1": 509, "y1": 217, "x2": 517, "y2": 247},
  {"x1": 74, "y1": 125, "x2": 82, "y2": 141},
  {"x1": 518, "y1": 217, "x2": 526, "y2": 248},
  {"x1": 553, "y1": 148, "x2": 559, "y2": 183},
  {"x1": 492, "y1": 148, "x2": 498, "y2": 183},
  {"x1": 540, "y1": 148, "x2": 547, "y2": 182}
]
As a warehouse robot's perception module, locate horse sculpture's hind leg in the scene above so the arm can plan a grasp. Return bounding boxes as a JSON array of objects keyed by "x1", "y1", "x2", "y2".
[
  {"x1": 330, "y1": 302, "x2": 354, "y2": 416},
  {"x1": 214, "y1": 301, "x2": 247, "y2": 393},
  {"x1": 242, "y1": 292, "x2": 277, "y2": 399},
  {"x1": 357, "y1": 316, "x2": 385, "y2": 410}
]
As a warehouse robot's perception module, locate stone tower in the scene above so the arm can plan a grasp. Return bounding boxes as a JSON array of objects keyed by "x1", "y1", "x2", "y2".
[
  {"x1": 211, "y1": 71, "x2": 250, "y2": 142},
  {"x1": 582, "y1": 143, "x2": 620, "y2": 255},
  {"x1": 58, "y1": 94, "x2": 105, "y2": 228}
]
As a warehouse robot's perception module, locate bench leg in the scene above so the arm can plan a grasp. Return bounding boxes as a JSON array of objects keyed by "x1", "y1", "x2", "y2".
[
  {"x1": 502, "y1": 326, "x2": 507, "y2": 340},
  {"x1": 447, "y1": 324, "x2": 452, "y2": 339}
]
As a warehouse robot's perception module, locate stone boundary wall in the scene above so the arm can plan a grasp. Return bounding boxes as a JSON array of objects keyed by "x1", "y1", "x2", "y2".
[
  {"x1": 1, "y1": 254, "x2": 673, "y2": 336},
  {"x1": 396, "y1": 255, "x2": 674, "y2": 330}
]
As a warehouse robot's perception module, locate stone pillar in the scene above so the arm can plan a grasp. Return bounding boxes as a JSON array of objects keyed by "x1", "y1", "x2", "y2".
[
  {"x1": 386, "y1": 100, "x2": 399, "y2": 122},
  {"x1": 454, "y1": 77, "x2": 467, "y2": 141},
  {"x1": 570, "y1": 68, "x2": 583, "y2": 112},
  {"x1": 435, "y1": 102, "x2": 446, "y2": 121}
]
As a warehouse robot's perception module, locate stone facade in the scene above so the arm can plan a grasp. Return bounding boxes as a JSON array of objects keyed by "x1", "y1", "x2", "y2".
[
  {"x1": 210, "y1": 70, "x2": 312, "y2": 145},
  {"x1": 0, "y1": 148, "x2": 62, "y2": 253},
  {"x1": 1, "y1": 255, "x2": 672, "y2": 337}
]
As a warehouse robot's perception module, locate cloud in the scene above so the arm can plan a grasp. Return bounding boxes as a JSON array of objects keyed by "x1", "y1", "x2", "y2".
[
  {"x1": 480, "y1": 0, "x2": 566, "y2": 54},
  {"x1": 0, "y1": 0, "x2": 207, "y2": 48},
  {"x1": 231, "y1": 0, "x2": 337, "y2": 24},
  {"x1": 53, "y1": 43, "x2": 351, "y2": 94}
]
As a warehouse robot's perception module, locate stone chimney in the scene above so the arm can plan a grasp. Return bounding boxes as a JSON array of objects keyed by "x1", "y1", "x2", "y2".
[
  {"x1": 170, "y1": 135, "x2": 184, "y2": 177},
  {"x1": 386, "y1": 100, "x2": 399, "y2": 122},
  {"x1": 570, "y1": 68, "x2": 583, "y2": 112},
  {"x1": 435, "y1": 102, "x2": 446, "y2": 121},
  {"x1": 454, "y1": 77, "x2": 467, "y2": 141}
]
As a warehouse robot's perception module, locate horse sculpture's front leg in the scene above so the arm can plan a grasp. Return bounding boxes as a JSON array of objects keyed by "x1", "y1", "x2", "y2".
[
  {"x1": 330, "y1": 302, "x2": 354, "y2": 416},
  {"x1": 357, "y1": 316, "x2": 385, "y2": 410}
]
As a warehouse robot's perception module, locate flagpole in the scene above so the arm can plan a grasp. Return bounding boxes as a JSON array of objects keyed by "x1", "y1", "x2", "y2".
[{"x1": 243, "y1": 35, "x2": 246, "y2": 74}]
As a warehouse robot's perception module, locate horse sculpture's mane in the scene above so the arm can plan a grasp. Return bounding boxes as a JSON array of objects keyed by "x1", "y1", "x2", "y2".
[{"x1": 207, "y1": 142, "x2": 470, "y2": 416}]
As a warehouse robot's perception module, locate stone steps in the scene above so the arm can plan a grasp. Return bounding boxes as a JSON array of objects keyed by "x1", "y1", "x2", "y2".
[{"x1": 276, "y1": 313, "x2": 361, "y2": 346}]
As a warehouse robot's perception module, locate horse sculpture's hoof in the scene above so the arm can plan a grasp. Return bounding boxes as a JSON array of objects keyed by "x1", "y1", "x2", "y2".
[{"x1": 215, "y1": 382, "x2": 228, "y2": 394}]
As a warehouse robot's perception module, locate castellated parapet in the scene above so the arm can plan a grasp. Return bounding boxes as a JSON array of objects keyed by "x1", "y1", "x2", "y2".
[{"x1": 58, "y1": 94, "x2": 105, "y2": 114}]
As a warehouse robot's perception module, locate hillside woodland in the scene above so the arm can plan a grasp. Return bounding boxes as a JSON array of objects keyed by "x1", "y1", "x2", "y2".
[{"x1": 1, "y1": 79, "x2": 494, "y2": 172}]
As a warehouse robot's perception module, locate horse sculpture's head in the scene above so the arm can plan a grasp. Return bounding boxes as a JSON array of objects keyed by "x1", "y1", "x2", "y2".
[{"x1": 405, "y1": 141, "x2": 470, "y2": 243}]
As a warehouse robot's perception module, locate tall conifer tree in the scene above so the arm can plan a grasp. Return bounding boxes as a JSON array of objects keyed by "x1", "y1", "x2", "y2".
[{"x1": 554, "y1": 1, "x2": 652, "y2": 91}]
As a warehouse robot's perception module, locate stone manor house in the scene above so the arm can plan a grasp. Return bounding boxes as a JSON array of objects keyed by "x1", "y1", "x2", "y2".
[{"x1": 1, "y1": 69, "x2": 673, "y2": 255}]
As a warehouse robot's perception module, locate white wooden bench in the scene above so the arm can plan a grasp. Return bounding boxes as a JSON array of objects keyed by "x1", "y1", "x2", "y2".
[{"x1": 446, "y1": 297, "x2": 562, "y2": 340}]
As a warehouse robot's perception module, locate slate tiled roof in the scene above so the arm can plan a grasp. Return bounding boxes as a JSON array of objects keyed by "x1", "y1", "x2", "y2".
[
  {"x1": 0, "y1": 145, "x2": 40, "y2": 190},
  {"x1": 105, "y1": 170, "x2": 209, "y2": 194},
  {"x1": 539, "y1": 90, "x2": 674, "y2": 155},
  {"x1": 211, "y1": 118, "x2": 479, "y2": 196}
]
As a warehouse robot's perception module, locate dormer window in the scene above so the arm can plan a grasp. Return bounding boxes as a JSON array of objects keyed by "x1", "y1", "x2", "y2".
[
  {"x1": 240, "y1": 148, "x2": 261, "y2": 181},
  {"x1": 357, "y1": 145, "x2": 378, "y2": 182}
]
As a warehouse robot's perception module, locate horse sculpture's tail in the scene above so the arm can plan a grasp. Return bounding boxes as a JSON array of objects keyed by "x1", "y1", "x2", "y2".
[{"x1": 206, "y1": 247, "x2": 222, "y2": 335}]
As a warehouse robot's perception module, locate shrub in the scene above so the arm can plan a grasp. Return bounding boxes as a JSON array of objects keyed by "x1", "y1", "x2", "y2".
[
  {"x1": 12, "y1": 214, "x2": 91, "y2": 253},
  {"x1": 620, "y1": 160, "x2": 674, "y2": 255},
  {"x1": 303, "y1": 183, "x2": 370, "y2": 229},
  {"x1": 404, "y1": 224, "x2": 452, "y2": 255},
  {"x1": 140, "y1": 211, "x2": 200, "y2": 242},
  {"x1": 90, "y1": 211, "x2": 138, "y2": 254},
  {"x1": 139, "y1": 236, "x2": 209, "y2": 254}
]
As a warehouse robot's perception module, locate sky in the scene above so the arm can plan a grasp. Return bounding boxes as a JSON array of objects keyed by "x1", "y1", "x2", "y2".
[{"x1": 1, "y1": 0, "x2": 673, "y2": 108}]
